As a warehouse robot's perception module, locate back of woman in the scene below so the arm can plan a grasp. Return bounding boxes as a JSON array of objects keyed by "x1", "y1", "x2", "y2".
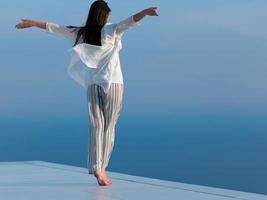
[{"x1": 15, "y1": 0, "x2": 158, "y2": 186}]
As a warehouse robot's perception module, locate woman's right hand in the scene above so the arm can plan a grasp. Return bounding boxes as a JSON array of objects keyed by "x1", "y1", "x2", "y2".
[
  {"x1": 133, "y1": 7, "x2": 159, "y2": 23},
  {"x1": 15, "y1": 19, "x2": 34, "y2": 29},
  {"x1": 144, "y1": 7, "x2": 158, "y2": 16}
]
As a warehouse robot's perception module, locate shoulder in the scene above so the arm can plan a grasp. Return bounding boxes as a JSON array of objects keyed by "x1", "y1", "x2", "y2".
[{"x1": 103, "y1": 22, "x2": 117, "y2": 35}]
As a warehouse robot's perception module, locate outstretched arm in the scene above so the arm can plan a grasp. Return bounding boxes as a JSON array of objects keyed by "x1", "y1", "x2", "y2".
[
  {"x1": 115, "y1": 7, "x2": 158, "y2": 35},
  {"x1": 15, "y1": 19, "x2": 46, "y2": 29},
  {"x1": 133, "y1": 7, "x2": 158, "y2": 22},
  {"x1": 15, "y1": 19, "x2": 77, "y2": 41}
]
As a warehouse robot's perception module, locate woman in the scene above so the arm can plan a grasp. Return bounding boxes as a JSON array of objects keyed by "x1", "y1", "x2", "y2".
[{"x1": 15, "y1": 0, "x2": 158, "y2": 186}]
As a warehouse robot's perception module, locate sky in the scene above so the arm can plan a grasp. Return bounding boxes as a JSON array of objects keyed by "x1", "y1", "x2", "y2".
[{"x1": 1, "y1": 0, "x2": 267, "y2": 119}]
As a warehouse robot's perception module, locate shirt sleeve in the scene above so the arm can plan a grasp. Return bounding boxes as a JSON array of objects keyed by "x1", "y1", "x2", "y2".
[
  {"x1": 114, "y1": 15, "x2": 141, "y2": 36},
  {"x1": 46, "y1": 22, "x2": 78, "y2": 41}
]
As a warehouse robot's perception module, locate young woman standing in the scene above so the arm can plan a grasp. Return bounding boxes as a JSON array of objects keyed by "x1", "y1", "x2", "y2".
[{"x1": 15, "y1": 0, "x2": 158, "y2": 186}]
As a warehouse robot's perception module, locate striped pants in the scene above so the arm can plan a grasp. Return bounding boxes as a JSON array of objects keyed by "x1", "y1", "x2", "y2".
[{"x1": 86, "y1": 83, "x2": 124, "y2": 174}]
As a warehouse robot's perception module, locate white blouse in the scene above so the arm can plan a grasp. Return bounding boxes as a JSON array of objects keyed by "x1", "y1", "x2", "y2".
[{"x1": 45, "y1": 15, "x2": 140, "y2": 93}]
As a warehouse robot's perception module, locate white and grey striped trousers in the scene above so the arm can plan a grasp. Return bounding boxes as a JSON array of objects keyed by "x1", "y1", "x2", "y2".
[{"x1": 86, "y1": 83, "x2": 124, "y2": 174}]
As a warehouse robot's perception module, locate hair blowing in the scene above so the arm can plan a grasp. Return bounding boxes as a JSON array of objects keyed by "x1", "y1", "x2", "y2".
[{"x1": 67, "y1": 0, "x2": 111, "y2": 46}]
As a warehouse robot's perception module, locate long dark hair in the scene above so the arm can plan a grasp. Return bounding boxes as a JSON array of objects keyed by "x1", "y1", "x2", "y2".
[{"x1": 67, "y1": 0, "x2": 111, "y2": 46}]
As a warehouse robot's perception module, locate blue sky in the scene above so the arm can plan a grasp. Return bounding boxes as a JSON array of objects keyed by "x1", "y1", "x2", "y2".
[{"x1": 1, "y1": 0, "x2": 267, "y2": 119}]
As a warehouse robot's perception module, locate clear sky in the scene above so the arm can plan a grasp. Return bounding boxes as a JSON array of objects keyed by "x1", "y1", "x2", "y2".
[{"x1": 1, "y1": 0, "x2": 267, "y2": 119}]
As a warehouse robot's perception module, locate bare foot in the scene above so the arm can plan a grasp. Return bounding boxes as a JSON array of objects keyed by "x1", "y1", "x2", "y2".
[
  {"x1": 102, "y1": 170, "x2": 112, "y2": 184},
  {"x1": 94, "y1": 170, "x2": 111, "y2": 186}
]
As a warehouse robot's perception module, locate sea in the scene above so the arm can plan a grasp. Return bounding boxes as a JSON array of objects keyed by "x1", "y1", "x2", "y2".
[{"x1": 0, "y1": 112, "x2": 266, "y2": 195}]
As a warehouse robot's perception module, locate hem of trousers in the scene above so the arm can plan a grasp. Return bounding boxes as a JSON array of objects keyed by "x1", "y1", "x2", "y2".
[{"x1": 88, "y1": 165, "x2": 107, "y2": 174}]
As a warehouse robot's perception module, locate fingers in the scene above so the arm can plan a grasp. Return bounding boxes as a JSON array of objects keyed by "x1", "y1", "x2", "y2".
[
  {"x1": 15, "y1": 19, "x2": 25, "y2": 29},
  {"x1": 15, "y1": 22, "x2": 26, "y2": 29},
  {"x1": 147, "y1": 7, "x2": 159, "y2": 16},
  {"x1": 15, "y1": 24, "x2": 22, "y2": 29},
  {"x1": 15, "y1": 18, "x2": 31, "y2": 29},
  {"x1": 149, "y1": 7, "x2": 159, "y2": 16},
  {"x1": 15, "y1": 22, "x2": 21, "y2": 28}
]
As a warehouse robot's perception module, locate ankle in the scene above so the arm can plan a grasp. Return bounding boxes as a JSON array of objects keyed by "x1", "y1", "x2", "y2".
[{"x1": 94, "y1": 169, "x2": 103, "y2": 177}]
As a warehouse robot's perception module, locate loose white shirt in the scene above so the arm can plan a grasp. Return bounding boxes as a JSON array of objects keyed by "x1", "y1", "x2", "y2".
[{"x1": 45, "y1": 15, "x2": 140, "y2": 93}]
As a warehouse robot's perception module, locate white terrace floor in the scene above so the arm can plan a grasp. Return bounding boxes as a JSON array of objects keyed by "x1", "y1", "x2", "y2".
[{"x1": 0, "y1": 160, "x2": 266, "y2": 200}]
